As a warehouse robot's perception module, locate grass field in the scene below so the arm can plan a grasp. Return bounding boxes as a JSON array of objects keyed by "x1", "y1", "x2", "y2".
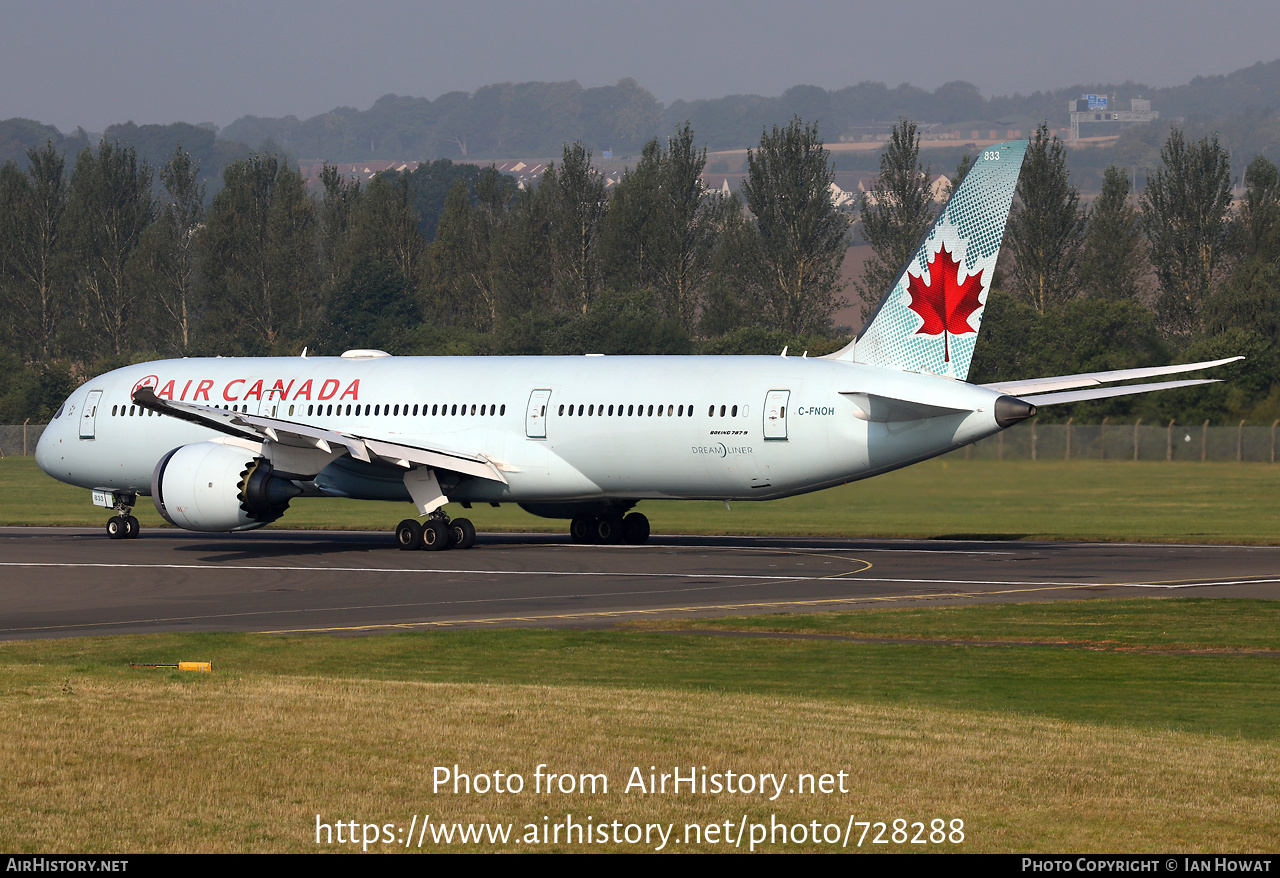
[
  {"x1": 2, "y1": 599, "x2": 1278, "y2": 853},
  {"x1": 7, "y1": 456, "x2": 1280, "y2": 542}
]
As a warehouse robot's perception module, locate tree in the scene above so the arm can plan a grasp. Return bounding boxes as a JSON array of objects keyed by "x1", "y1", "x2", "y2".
[
  {"x1": 599, "y1": 138, "x2": 664, "y2": 294},
  {"x1": 431, "y1": 171, "x2": 516, "y2": 331},
  {"x1": 317, "y1": 164, "x2": 361, "y2": 286},
  {"x1": 742, "y1": 118, "x2": 848, "y2": 335},
  {"x1": 1200, "y1": 155, "x2": 1280, "y2": 409},
  {"x1": 68, "y1": 140, "x2": 155, "y2": 357},
  {"x1": 1077, "y1": 165, "x2": 1146, "y2": 301},
  {"x1": 0, "y1": 142, "x2": 71, "y2": 359},
  {"x1": 348, "y1": 172, "x2": 424, "y2": 290},
  {"x1": 319, "y1": 258, "x2": 419, "y2": 354},
  {"x1": 1005, "y1": 123, "x2": 1084, "y2": 314},
  {"x1": 401, "y1": 158, "x2": 485, "y2": 240},
  {"x1": 489, "y1": 184, "x2": 553, "y2": 321},
  {"x1": 138, "y1": 145, "x2": 205, "y2": 354},
  {"x1": 856, "y1": 118, "x2": 935, "y2": 317},
  {"x1": 1232, "y1": 154, "x2": 1280, "y2": 264},
  {"x1": 655, "y1": 123, "x2": 735, "y2": 326},
  {"x1": 600, "y1": 123, "x2": 732, "y2": 325},
  {"x1": 200, "y1": 154, "x2": 316, "y2": 352},
  {"x1": 542, "y1": 142, "x2": 607, "y2": 314},
  {"x1": 1140, "y1": 129, "x2": 1232, "y2": 338}
]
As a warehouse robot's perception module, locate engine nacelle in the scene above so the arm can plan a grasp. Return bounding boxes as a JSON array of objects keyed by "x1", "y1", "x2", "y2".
[{"x1": 151, "y1": 442, "x2": 301, "y2": 532}]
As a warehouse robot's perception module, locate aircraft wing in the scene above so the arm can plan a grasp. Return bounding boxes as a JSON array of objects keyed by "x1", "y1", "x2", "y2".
[
  {"x1": 132, "y1": 386, "x2": 509, "y2": 484},
  {"x1": 981, "y1": 357, "x2": 1242, "y2": 396}
]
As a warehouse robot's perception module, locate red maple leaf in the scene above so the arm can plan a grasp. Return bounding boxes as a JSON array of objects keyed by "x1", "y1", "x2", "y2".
[{"x1": 905, "y1": 243, "x2": 986, "y2": 362}]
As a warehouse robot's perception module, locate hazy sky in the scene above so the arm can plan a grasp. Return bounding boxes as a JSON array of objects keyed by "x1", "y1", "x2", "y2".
[{"x1": 4, "y1": 0, "x2": 1277, "y2": 133}]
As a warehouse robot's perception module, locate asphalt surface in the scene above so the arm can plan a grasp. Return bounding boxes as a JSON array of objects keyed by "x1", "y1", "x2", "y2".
[{"x1": 1, "y1": 527, "x2": 1278, "y2": 639}]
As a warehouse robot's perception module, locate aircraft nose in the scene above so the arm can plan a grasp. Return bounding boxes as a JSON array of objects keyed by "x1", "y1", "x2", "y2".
[
  {"x1": 34, "y1": 418, "x2": 57, "y2": 475},
  {"x1": 34, "y1": 400, "x2": 71, "y2": 477}
]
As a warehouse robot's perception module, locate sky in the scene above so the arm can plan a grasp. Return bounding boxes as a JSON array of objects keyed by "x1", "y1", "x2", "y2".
[{"x1": 3, "y1": 0, "x2": 1278, "y2": 134}]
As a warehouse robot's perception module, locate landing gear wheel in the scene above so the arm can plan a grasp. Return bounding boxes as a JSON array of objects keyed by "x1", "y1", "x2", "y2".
[
  {"x1": 106, "y1": 516, "x2": 126, "y2": 540},
  {"x1": 448, "y1": 517, "x2": 476, "y2": 550},
  {"x1": 395, "y1": 518, "x2": 423, "y2": 550},
  {"x1": 623, "y1": 512, "x2": 650, "y2": 545},
  {"x1": 421, "y1": 519, "x2": 449, "y2": 551},
  {"x1": 594, "y1": 514, "x2": 626, "y2": 544},
  {"x1": 570, "y1": 515, "x2": 595, "y2": 544},
  {"x1": 124, "y1": 515, "x2": 140, "y2": 539}
]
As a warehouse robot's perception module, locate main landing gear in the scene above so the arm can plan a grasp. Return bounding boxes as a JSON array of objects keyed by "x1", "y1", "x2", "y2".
[
  {"x1": 570, "y1": 511, "x2": 650, "y2": 545},
  {"x1": 395, "y1": 512, "x2": 477, "y2": 551},
  {"x1": 106, "y1": 493, "x2": 140, "y2": 540}
]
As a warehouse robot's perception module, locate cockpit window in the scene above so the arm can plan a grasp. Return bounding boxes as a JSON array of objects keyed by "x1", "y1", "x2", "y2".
[{"x1": 53, "y1": 402, "x2": 65, "y2": 419}]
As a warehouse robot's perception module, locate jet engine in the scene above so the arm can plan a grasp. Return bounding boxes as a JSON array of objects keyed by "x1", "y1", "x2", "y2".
[{"x1": 151, "y1": 442, "x2": 301, "y2": 532}]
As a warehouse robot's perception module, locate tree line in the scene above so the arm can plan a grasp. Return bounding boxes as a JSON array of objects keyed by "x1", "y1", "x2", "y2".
[
  {"x1": 861, "y1": 120, "x2": 1278, "y2": 423},
  {"x1": 0, "y1": 121, "x2": 851, "y2": 422},
  {"x1": 217, "y1": 60, "x2": 1280, "y2": 160},
  {"x1": 3, "y1": 115, "x2": 1276, "y2": 427}
]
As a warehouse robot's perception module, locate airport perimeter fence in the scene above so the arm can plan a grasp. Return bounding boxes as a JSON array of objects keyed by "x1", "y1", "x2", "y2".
[
  {"x1": 0, "y1": 424, "x2": 45, "y2": 458},
  {"x1": 955, "y1": 420, "x2": 1280, "y2": 462},
  {"x1": 2, "y1": 420, "x2": 1279, "y2": 462}
]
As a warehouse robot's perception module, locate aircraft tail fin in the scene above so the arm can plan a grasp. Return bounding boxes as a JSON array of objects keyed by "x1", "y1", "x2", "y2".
[{"x1": 826, "y1": 139, "x2": 1028, "y2": 380}]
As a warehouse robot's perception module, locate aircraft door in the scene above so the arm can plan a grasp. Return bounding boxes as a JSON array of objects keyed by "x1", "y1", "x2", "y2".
[
  {"x1": 526, "y1": 389, "x2": 551, "y2": 438},
  {"x1": 258, "y1": 387, "x2": 285, "y2": 418},
  {"x1": 763, "y1": 390, "x2": 790, "y2": 440},
  {"x1": 79, "y1": 390, "x2": 103, "y2": 439}
]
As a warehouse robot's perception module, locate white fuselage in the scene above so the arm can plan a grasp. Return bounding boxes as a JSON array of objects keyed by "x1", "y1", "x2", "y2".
[{"x1": 36, "y1": 355, "x2": 1010, "y2": 509}]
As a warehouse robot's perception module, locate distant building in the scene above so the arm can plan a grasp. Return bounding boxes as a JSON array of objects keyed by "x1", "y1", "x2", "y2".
[
  {"x1": 488, "y1": 160, "x2": 548, "y2": 189},
  {"x1": 1068, "y1": 96, "x2": 1159, "y2": 140},
  {"x1": 829, "y1": 182, "x2": 855, "y2": 209},
  {"x1": 296, "y1": 158, "x2": 555, "y2": 190},
  {"x1": 698, "y1": 175, "x2": 737, "y2": 197},
  {"x1": 297, "y1": 160, "x2": 422, "y2": 188}
]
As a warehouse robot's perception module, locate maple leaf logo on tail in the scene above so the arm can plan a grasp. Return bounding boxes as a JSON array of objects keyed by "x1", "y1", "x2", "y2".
[{"x1": 905, "y1": 243, "x2": 986, "y2": 362}]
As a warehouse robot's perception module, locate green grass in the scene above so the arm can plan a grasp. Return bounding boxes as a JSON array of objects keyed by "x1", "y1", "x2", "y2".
[
  {"x1": 629, "y1": 598, "x2": 1280, "y2": 651},
  {"x1": 8, "y1": 456, "x2": 1280, "y2": 542},
  {"x1": 4, "y1": 600, "x2": 1278, "y2": 739},
  {"x1": 3, "y1": 599, "x2": 1280, "y2": 852}
]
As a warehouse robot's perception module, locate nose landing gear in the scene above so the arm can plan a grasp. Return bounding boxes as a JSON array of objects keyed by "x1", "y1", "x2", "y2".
[{"x1": 105, "y1": 493, "x2": 140, "y2": 540}]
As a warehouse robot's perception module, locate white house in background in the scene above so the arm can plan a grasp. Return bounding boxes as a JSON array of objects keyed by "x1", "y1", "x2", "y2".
[
  {"x1": 828, "y1": 182, "x2": 856, "y2": 209},
  {"x1": 857, "y1": 173, "x2": 955, "y2": 206}
]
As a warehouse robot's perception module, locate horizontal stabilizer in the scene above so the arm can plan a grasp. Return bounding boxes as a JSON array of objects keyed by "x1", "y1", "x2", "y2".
[
  {"x1": 982, "y1": 357, "x2": 1242, "y2": 396},
  {"x1": 1018, "y1": 378, "x2": 1219, "y2": 407}
]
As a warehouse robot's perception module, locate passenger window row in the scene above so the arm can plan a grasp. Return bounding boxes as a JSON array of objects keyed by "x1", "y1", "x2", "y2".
[
  {"x1": 109, "y1": 401, "x2": 512, "y2": 420},
  {"x1": 556, "y1": 403, "x2": 749, "y2": 418},
  {"x1": 559, "y1": 403, "x2": 695, "y2": 418},
  {"x1": 306, "y1": 403, "x2": 507, "y2": 418}
]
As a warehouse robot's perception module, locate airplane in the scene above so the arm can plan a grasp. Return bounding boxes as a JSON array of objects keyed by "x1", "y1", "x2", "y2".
[{"x1": 35, "y1": 139, "x2": 1239, "y2": 549}]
